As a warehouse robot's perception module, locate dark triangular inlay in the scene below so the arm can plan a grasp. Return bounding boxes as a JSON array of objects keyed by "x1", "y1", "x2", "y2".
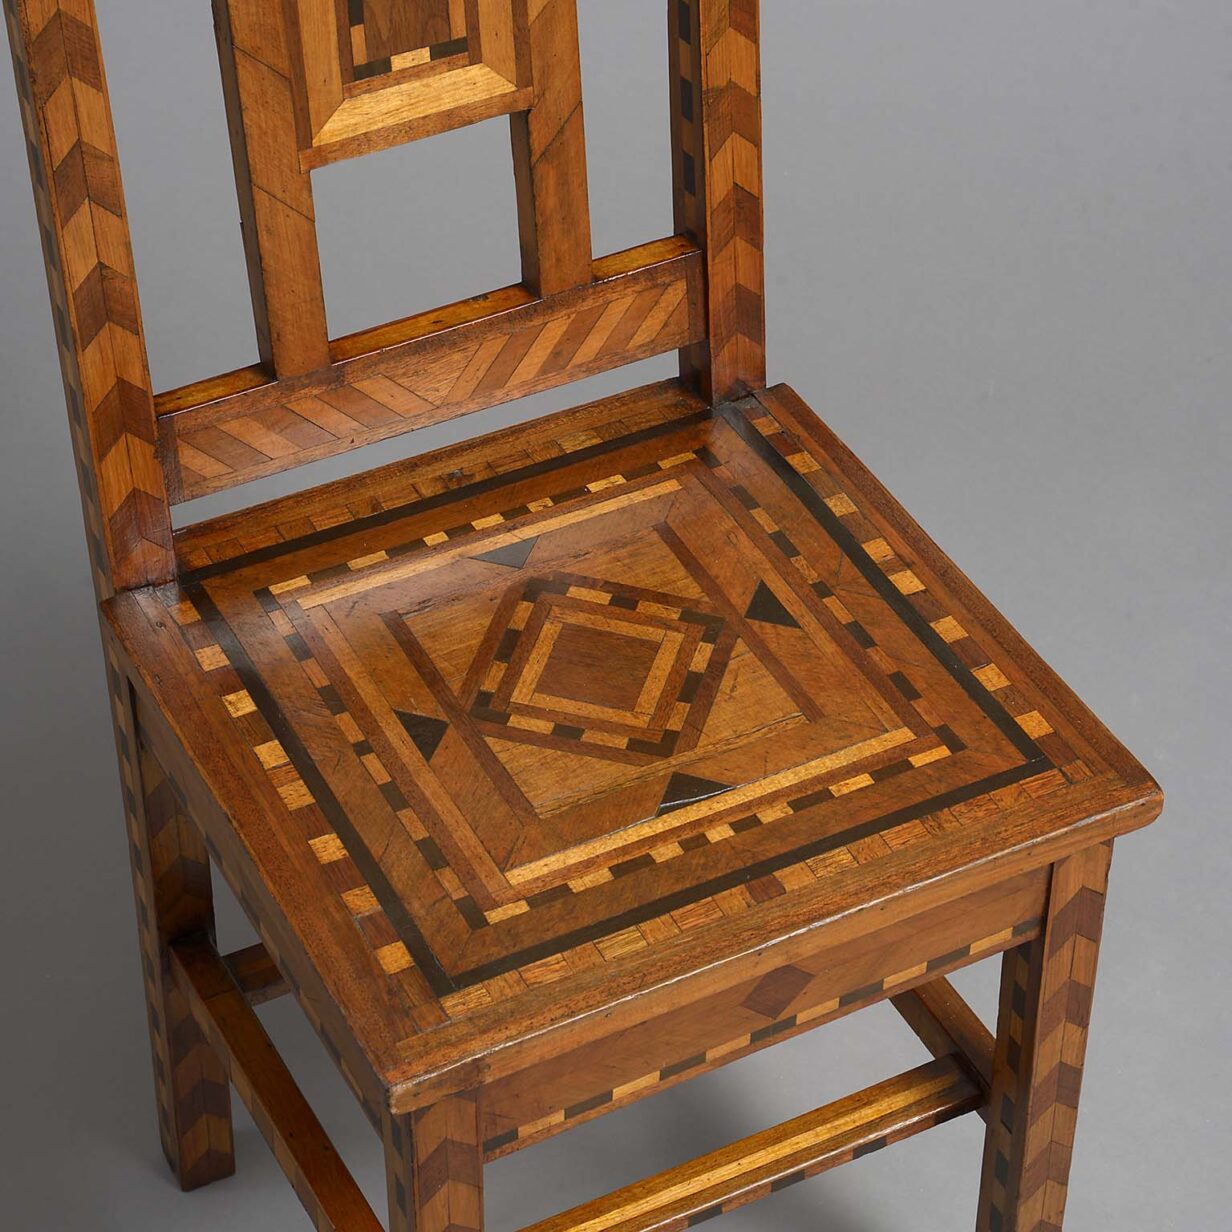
[
  {"x1": 744, "y1": 581, "x2": 799, "y2": 628},
  {"x1": 657, "y1": 772, "x2": 731, "y2": 816},
  {"x1": 395, "y1": 711, "x2": 448, "y2": 762},
  {"x1": 473, "y1": 537, "x2": 538, "y2": 570}
]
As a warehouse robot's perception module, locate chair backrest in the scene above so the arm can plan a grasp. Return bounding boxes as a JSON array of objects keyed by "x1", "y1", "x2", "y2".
[{"x1": 6, "y1": 0, "x2": 766, "y2": 596}]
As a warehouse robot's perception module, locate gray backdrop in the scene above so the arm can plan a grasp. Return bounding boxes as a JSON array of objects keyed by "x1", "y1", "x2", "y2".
[{"x1": 1, "y1": 2, "x2": 1228, "y2": 1227}]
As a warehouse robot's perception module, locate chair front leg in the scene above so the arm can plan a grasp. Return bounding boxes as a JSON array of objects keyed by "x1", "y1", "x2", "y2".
[
  {"x1": 976, "y1": 842, "x2": 1113, "y2": 1232},
  {"x1": 114, "y1": 665, "x2": 235, "y2": 1190},
  {"x1": 385, "y1": 1093, "x2": 484, "y2": 1232}
]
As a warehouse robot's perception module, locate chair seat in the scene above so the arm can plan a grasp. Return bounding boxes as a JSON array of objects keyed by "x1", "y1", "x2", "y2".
[{"x1": 106, "y1": 380, "x2": 1159, "y2": 1112}]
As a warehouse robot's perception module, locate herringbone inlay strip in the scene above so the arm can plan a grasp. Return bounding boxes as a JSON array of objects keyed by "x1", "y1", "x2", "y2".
[
  {"x1": 387, "y1": 1094, "x2": 484, "y2": 1232},
  {"x1": 172, "y1": 939, "x2": 385, "y2": 1232},
  {"x1": 162, "y1": 244, "x2": 700, "y2": 501},
  {"x1": 126, "y1": 688, "x2": 234, "y2": 1189},
  {"x1": 673, "y1": 0, "x2": 766, "y2": 402},
  {"x1": 976, "y1": 843, "x2": 1112, "y2": 1232},
  {"x1": 6, "y1": 0, "x2": 221, "y2": 1184},
  {"x1": 134, "y1": 724, "x2": 235, "y2": 1187},
  {"x1": 144, "y1": 392, "x2": 1087, "y2": 1026},
  {"x1": 5, "y1": 0, "x2": 172, "y2": 592},
  {"x1": 484, "y1": 916, "x2": 1037, "y2": 1158},
  {"x1": 6, "y1": 0, "x2": 1164, "y2": 1227}
]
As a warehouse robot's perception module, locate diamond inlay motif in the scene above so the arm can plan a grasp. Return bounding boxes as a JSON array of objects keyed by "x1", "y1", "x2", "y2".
[
  {"x1": 143, "y1": 395, "x2": 1106, "y2": 1014},
  {"x1": 469, "y1": 575, "x2": 730, "y2": 761}
]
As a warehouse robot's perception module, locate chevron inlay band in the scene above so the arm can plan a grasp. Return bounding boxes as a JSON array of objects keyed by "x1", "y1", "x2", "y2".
[
  {"x1": 976, "y1": 844, "x2": 1113, "y2": 1232},
  {"x1": 5, "y1": 0, "x2": 172, "y2": 593}
]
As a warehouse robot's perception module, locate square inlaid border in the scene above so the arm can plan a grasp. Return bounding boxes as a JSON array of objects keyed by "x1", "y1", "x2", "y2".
[
  {"x1": 173, "y1": 404, "x2": 1091, "y2": 1015},
  {"x1": 343, "y1": 0, "x2": 472, "y2": 84},
  {"x1": 290, "y1": 0, "x2": 530, "y2": 168}
]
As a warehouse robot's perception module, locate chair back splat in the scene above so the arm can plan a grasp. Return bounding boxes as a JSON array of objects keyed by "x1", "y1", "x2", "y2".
[{"x1": 6, "y1": 0, "x2": 766, "y2": 594}]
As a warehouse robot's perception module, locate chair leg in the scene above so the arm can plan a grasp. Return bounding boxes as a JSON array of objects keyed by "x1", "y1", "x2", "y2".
[
  {"x1": 385, "y1": 1093, "x2": 484, "y2": 1232},
  {"x1": 114, "y1": 672, "x2": 235, "y2": 1190},
  {"x1": 975, "y1": 843, "x2": 1113, "y2": 1232}
]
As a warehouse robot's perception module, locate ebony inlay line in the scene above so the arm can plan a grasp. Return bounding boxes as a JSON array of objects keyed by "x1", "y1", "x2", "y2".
[
  {"x1": 718, "y1": 401, "x2": 1045, "y2": 763},
  {"x1": 481, "y1": 914, "x2": 1040, "y2": 1154},
  {"x1": 448, "y1": 759, "x2": 1047, "y2": 986},
  {"x1": 178, "y1": 409, "x2": 712, "y2": 582},
  {"x1": 431, "y1": 37, "x2": 467, "y2": 60},
  {"x1": 381, "y1": 609, "x2": 544, "y2": 828},
  {"x1": 204, "y1": 553, "x2": 1048, "y2": 991},
  {"x1": 186, "y1": 409, "x2": 1054, "y2": 995},
  {"x1": 186, "y1": 585, "x2": 457, "y2": 997}
]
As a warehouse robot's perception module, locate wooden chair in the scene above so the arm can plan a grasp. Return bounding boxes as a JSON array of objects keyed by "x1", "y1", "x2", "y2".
[{"x1": 6, "y1": 2, "x2": 1162, "y2": 1228}]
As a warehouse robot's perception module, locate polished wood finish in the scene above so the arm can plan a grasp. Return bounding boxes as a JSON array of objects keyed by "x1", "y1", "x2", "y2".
[
  {"x1": 157, "y1": 238, "x2": 703, "y2": 502},
  {"x1": 976, "y1": 843, "x2": 1113, "y2": 1232},
  {"x1": 105, "y1": 379, "x2": 1159, "y2": 1114},
  {"x1": 4, "y1": 0, "x2": 172, "y2": 593},
  {"x1": 893, "y1": 976, "x2": 996, "y2": 1095},
  {"x1": 670, "y1": 0, "x2": 765, "y2": 402},
  {"x1": 6, "y1": 2, "x2": 1161, "y2": 1230},
  {"x1": 172, "y1": 938, "x2": 385, "y2": 1232},
  {"x1": 133, "y1": 727, "x2": 234, "y2": 1188},
  {"x1": 223, "y1": 939, "x2": 290, "y2": 1006},
  {"x1": 214, "y1": 0, "x2": 332, "y2": 377},
  {"x1": 510, "y1": 0, "x2": 591, "y2": 297},
  {"x1": 386, "y1": 1093, "x2": 484, "y2": 1232},
  {"x1": 478, "y1": 867, "x2": 1042, "y2": 1158},
  {"x1": 520, "y1": 1057, "x2": 981, "y2": 1232}
]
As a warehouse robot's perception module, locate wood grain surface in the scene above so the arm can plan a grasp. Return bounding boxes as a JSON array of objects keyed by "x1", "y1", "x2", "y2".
[
  {"x1": 5, "y1": 2, "x2": 1163, "y2": 1227},
  {"x1": 105, "y1": 380, "x2": 1161, "y2": 1117}
]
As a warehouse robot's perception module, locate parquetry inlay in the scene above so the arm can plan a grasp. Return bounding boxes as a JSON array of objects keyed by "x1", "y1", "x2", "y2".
[{"x1": 148, "y1": 395, "x2": 1098, "y2": 1024}]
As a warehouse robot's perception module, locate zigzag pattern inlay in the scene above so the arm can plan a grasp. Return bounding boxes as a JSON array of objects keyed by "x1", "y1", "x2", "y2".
[
  {"x1": 138, "y1": 697, "x2": 391, "y2": 1129},
  {"x1": 101, "y1": 645, "x2": 235, "y2": 1189},
  {"x1": 977, "y1": 844, "x2": 1112, "y2": 1232},
  {"x1": 172, "y1": 940, "x2": 385, "y2": 1232},
  {"x1": 5, "y1": 0, "x2": 171, "y2": 592}
]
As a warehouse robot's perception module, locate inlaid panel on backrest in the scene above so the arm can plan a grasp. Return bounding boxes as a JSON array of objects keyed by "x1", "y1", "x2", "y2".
[
  {"x1": 6, "y1": 0, "x2": 765, "y2": 593},
  {"x1": 344, "y1": 1, "x2": 470, "y2": 82}
]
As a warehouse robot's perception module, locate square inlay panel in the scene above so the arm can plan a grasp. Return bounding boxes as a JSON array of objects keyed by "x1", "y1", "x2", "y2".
[
  {"x1": 279, "y1": 0, "x2": 529, "y2": 168},
  {"x1": 134, "y1": 391, "x2": 1110, "y2": 1029},
  {"x1": 343, "y1": 0, "x2": 471, "y2": 82}
]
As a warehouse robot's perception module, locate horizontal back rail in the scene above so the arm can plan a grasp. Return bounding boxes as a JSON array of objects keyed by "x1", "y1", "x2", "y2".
[
  {"x1": 159, "y1": 237, "x2": 704, "y2": 502},
  {"x1": 8, "y1": 0, "x2": 765, "y2": 577}
]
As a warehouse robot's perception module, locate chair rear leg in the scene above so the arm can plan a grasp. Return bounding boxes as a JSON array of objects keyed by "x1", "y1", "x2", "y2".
[
  {"x1": 976, "y1": 842, "x2": 1112, "y2": 1231},
  {"x1": 385, "y1": 1093, "x2": 484, "y2": 1232},
  {"x1": 113, "y1": 665, "x2": 235, "y2": 1190}
]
